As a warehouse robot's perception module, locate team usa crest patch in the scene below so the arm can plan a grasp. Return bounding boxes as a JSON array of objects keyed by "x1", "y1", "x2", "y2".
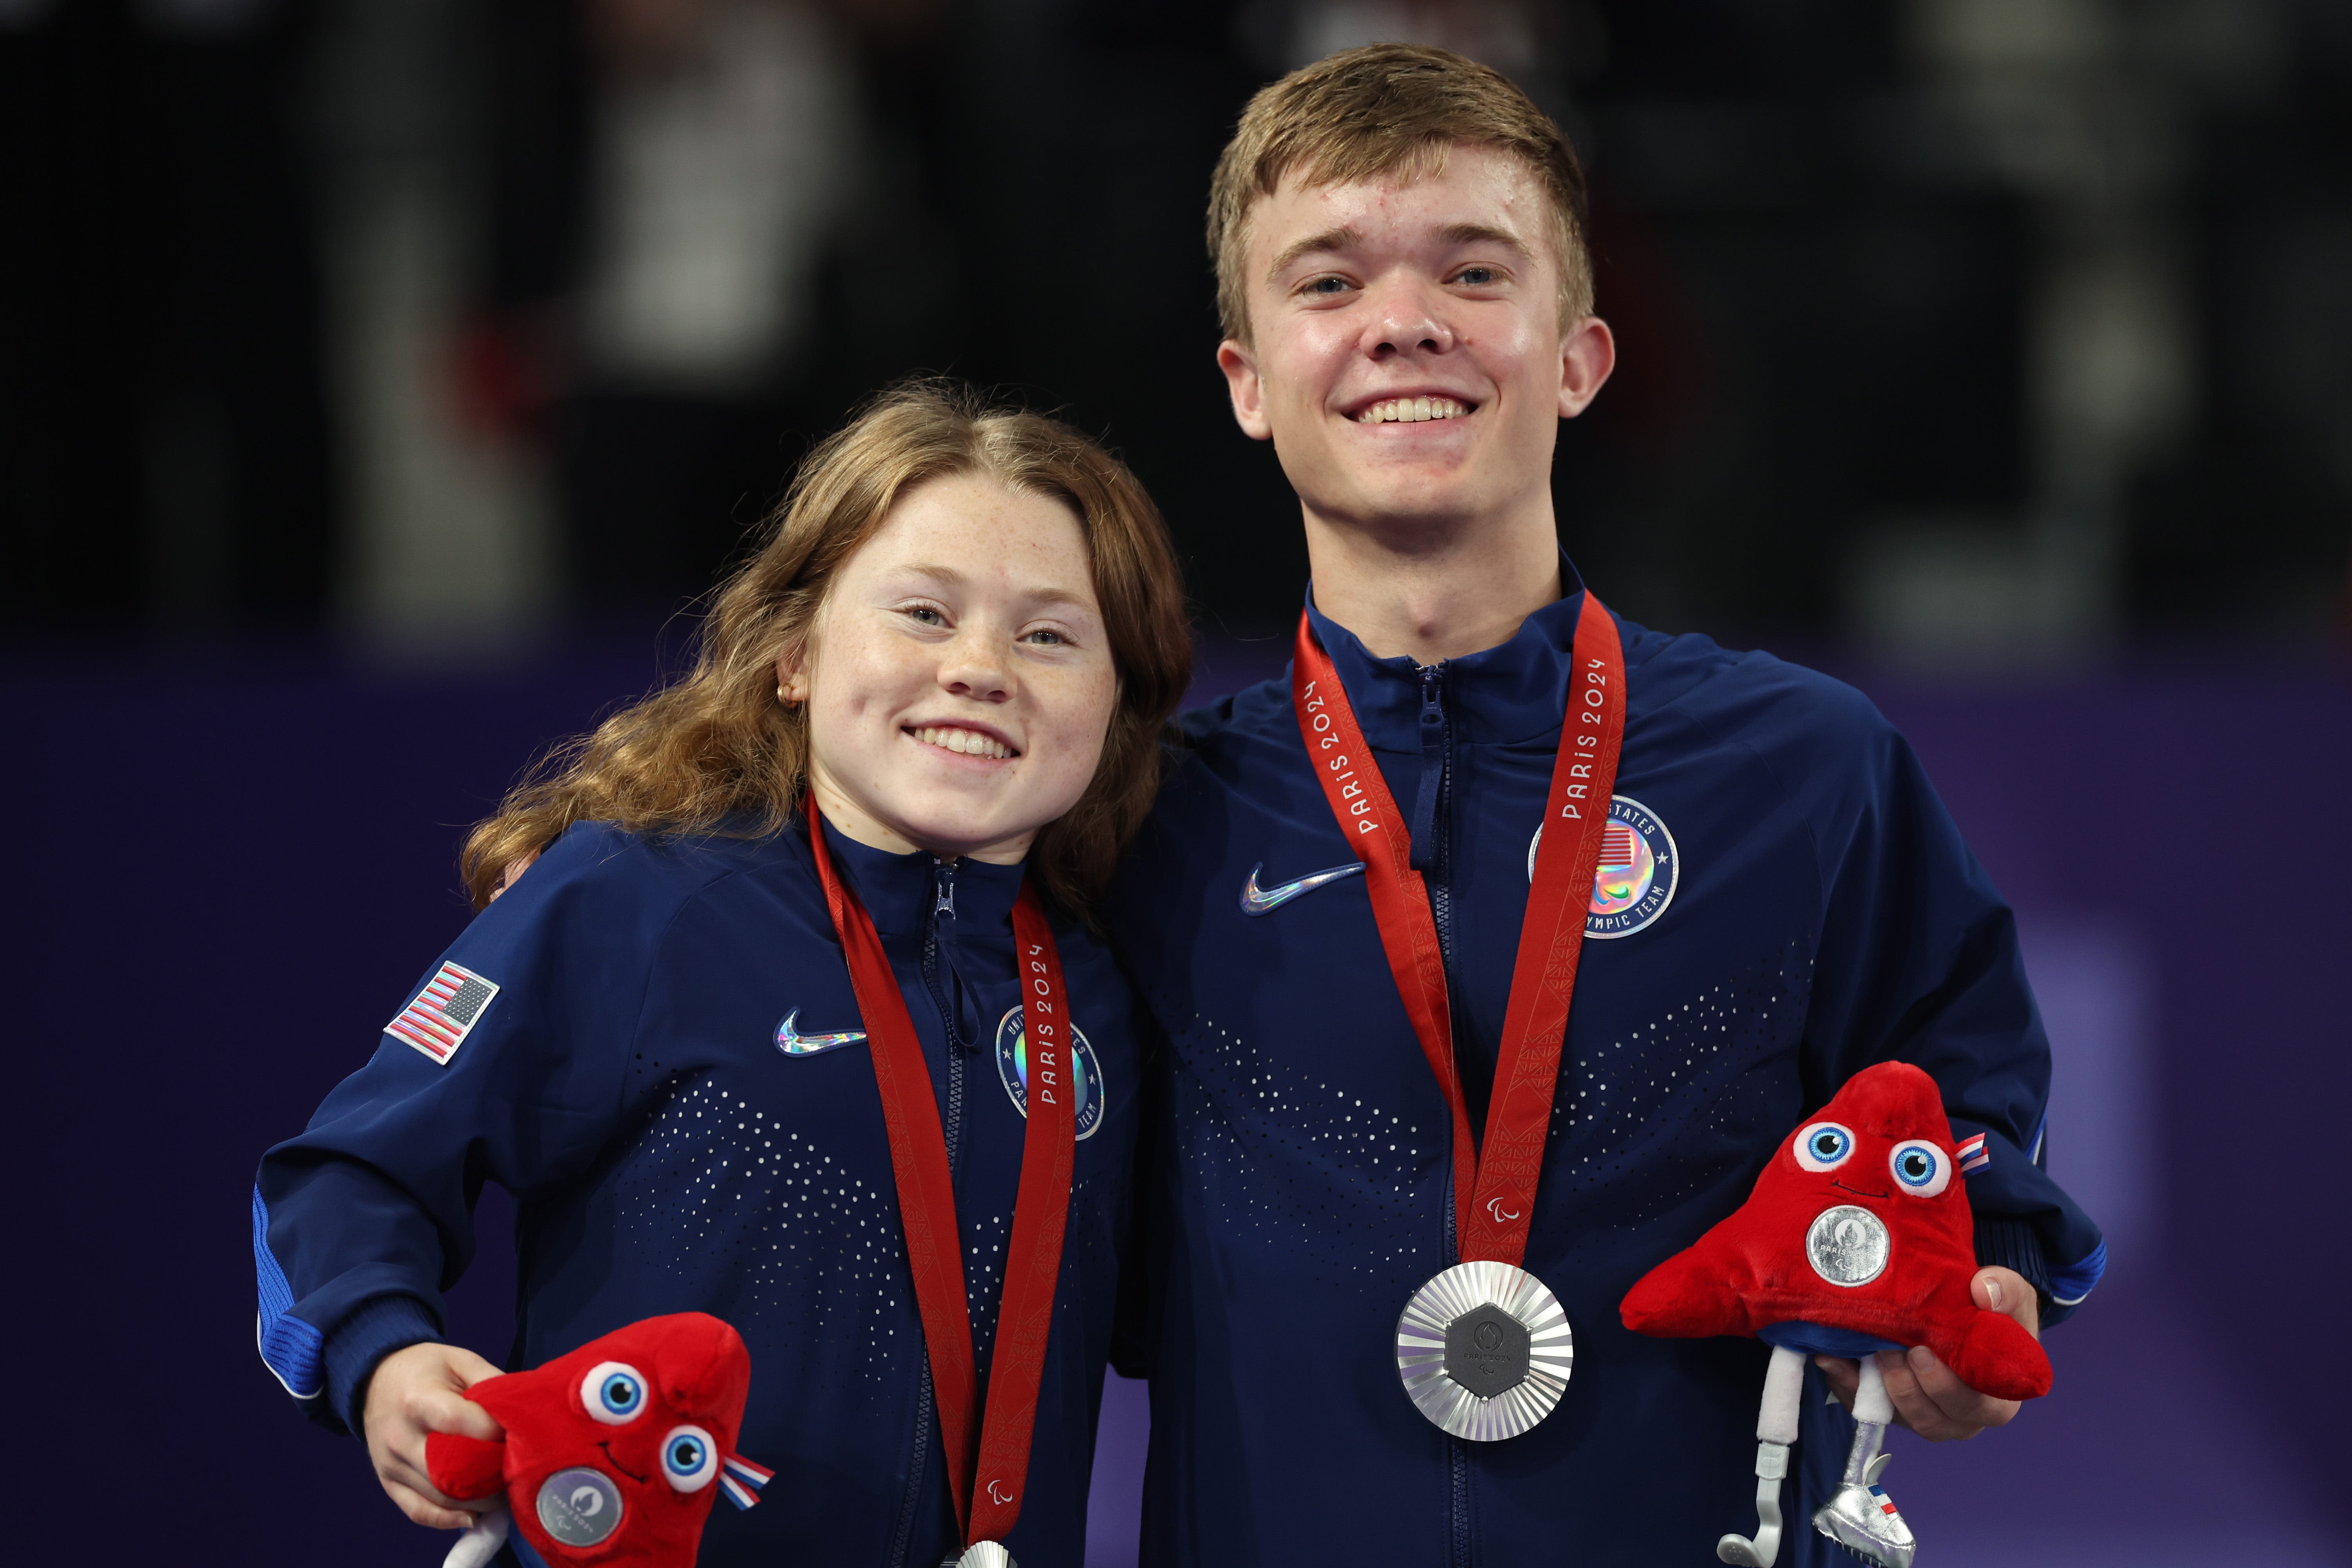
[
  {"x1": 994, "y1": 1005, "x2": 1106, "y2": 1140},
  {"x1": 1529, "y1": 794, "x2": 1680, "y2": 939},
  {"x1": 386, "y1": 961, "x2": 500, "y2": 1065}
]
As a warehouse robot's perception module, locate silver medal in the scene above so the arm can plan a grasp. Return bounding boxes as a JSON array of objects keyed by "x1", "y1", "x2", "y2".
[
  {"x1": 1805, "y1": 1205, "x2": 1891, "y2": 1287},
  {"x1": 1395, "y1": 1259, "x2": 1574, "y2": 1440},
  {"x1": 535, "y1": 1466, "x2": 624, "y2": 1547},
  {"x1": 951, "y1": 1544, "x2": 1015, "y2": 1568}
]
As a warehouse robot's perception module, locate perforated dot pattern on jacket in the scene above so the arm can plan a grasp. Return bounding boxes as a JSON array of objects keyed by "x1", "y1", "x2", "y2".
[
  {"x1": 616, "y1": 1074, "x2": 904, "y2": 1385},
  {"x1": 1550, "y1": 948, "x2": 1807, "y2": 1224},
  {"x1": 1148, "y1": 944, "x2": 1807, "y2": 1283},
  {"x1": 1153, "y1": 994, "x2": 1438, "y2": 1296}
]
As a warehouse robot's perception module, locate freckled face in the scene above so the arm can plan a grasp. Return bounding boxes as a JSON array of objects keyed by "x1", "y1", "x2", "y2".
[
  {"x1": 1219, "y1": 144, "x2": 1596, "y2": 532},
  {"x1": 784, "y1": 474, "x2": 1118, "y2": 864}
]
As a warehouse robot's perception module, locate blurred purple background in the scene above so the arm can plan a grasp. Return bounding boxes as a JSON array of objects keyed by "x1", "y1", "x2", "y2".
[{"x1": 7, "y1": 636, "x2": 2343, "y2": 1564}]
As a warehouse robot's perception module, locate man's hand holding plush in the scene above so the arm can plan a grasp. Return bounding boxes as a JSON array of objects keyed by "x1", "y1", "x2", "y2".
[{"x1": 1817, "y1": 1264, "x2": 2042, "y2": 1442}]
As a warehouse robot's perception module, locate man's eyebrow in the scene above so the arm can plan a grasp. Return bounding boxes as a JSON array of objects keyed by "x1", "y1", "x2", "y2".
[
  {"x1": 1265, "y1": 221, "x2": 1531, "y2": 283},
  {"x1": 1266, "y1": 225, "x2": 1361, "y2": 282},
  {"x1": 1439, "y1": 222, "x2": 1531, "y2": 256}
]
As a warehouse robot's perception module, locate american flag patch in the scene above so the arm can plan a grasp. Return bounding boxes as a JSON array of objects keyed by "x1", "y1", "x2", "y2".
[
  {"x1": 386, "y1": 962, "x2": 500, "y2": 1065},
  {"x1": 1956, "y1": 1132, "x2": 1990, "y2": 1174},
  {"x1": 1601, "y1": 822, "x2": 1639, "y2": 869}
]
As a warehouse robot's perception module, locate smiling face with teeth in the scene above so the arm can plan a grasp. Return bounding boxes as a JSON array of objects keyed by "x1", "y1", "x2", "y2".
[
  {"x1": 1216, "y1": 143, "x2": 1615, "y2": 653},
  {"x1": 780, "y1": 472, "x2": 1118, "y2": 866}
]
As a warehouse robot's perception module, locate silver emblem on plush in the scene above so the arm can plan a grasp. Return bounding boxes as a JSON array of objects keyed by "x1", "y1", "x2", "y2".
[
  {"x1": 536, "y1": 1466, "x2": 624, "y2": 1547},
  {"x1": 1804, "y1": 1205, "x2": 1890, "y2": 1287}
]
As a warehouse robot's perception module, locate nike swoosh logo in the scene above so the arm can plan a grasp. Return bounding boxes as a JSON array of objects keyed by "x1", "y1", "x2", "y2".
[
  {"x1": 775, "y1": 1008, "x2": 866, "y2": 1057},
  {"x1": 1240, "y1": 860, "x2": 1366, "y2": 916}
]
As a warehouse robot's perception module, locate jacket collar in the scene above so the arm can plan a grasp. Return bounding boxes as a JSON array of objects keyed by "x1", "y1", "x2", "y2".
[
  {"x1": 815, "y1": 814, "x2": 1026, "y2": 942},
  {"x1": 1302, "y1": 552, "x2": 1592, "y2": 748}
]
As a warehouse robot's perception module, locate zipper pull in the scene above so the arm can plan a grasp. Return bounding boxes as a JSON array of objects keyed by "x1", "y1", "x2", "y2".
[
  {"x1": 1410, "y1": 664, "x2": 1446, "y2": 871},
  {"x1": 932, "y1": 856, "x2": 958, "y2": 921}
]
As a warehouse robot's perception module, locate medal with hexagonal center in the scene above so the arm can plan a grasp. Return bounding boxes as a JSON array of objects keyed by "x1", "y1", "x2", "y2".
[{"x1": 1442, "y1": 1303, "x2": 1532, "y2": 1399}]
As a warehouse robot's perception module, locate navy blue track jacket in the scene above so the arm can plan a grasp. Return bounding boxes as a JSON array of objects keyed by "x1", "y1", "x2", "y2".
[
  {"x1": 254, "y1": 817, "x2": 1145, "y2": 1568},
  {"x1": 1107, "y1": 566, "x2": 2104, "y2": 1568}
]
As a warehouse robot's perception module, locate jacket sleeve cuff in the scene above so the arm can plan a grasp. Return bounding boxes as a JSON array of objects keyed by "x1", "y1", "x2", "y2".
[{"x1": 321, "y1": 1294, "x2": 445, "y2": 1436}]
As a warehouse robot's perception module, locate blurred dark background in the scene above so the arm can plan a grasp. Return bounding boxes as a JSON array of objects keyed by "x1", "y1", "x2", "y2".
[
  {"x1": 7, "y1": 0, "x2": 2349, "y2": 647},
  {"x1": 4, "y1": 1, "x2": 2347, "y2": 1564}
]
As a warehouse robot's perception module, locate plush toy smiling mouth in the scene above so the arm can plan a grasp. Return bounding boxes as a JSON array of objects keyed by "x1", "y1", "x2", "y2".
[
  {"x1": 1829, "y1": 1180, "x2": 1890, "y2": 1201},
  {"x1": 597, "y1": 1441, "x2": 650, "y2": 1485}
]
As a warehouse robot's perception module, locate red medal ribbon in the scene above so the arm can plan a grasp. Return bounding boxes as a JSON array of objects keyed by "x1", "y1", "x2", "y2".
[
  {"x1": 1292, "y1": 593, "x2": 1626, "y2": 1265},
  {"x1": 807, "y1": 807, "x2": 1077, "y2": 1551}
]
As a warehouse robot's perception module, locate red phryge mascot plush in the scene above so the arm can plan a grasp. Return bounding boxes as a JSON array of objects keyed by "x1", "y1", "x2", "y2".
[
  {"x1": 426, "y1": 1312, "x2": 774, "y2": 1568},
  {"x1": 1621, "y1": 1062, "x2": 2051, "y2": 1568}
]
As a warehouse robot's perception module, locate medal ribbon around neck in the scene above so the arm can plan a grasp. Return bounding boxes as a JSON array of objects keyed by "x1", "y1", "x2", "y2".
[
  {"x1": 806, "y1": 802, "x2": 1076, "y2": 1555},
  {"x1": 1291, "y1": 593, "x2": 1626, "y2": 1265}
]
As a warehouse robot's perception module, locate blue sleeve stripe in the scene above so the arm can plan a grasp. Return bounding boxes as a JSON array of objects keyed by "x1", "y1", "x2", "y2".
[
  {"x1": 2048, "y1": 1237, "x2": 2107, "y2": 1307},
  {"x1": 252, "y1": 1187, "x2": 325, "y2": 1400}
]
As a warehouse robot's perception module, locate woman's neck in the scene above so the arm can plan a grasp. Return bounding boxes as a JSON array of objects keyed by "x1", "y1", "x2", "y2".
[{"x1": 809, "y1": 776, "x2": 1032, "y2": 865}]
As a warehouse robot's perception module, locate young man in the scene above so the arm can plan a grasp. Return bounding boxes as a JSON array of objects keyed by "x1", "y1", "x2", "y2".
[{"x1": 1105, "y1": 45, "x2": 2103, "y2": 1567}]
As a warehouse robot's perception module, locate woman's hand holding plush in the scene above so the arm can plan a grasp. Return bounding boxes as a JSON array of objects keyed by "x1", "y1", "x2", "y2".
[{"x1": 361, "y1": 1341, "x2": 507, "y2": 1529}]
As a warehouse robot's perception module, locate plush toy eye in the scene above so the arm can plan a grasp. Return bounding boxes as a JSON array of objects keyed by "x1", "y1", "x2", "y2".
[
  {"x1": 662, "y1": 1425, "x2": 719, "y2": 1491},
  {"x1": 1889, "y1": 1140, "x2": 1950, "y2": 1197},
  {"x1": 1793, "y1": 1122, "x2": 1855, "y2": 1171},
  {"x1": 581, "y1": 1361, "x2": 648, "y2": 1425}
]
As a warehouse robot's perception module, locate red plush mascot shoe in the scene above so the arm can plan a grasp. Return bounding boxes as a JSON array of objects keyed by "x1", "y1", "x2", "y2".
[
  {"x1": 1620, "y1": 1062, "x2": 2051, "y2": 1568},
  {"x1": 425, "y1": 1312, "x2": 774, "y2": 1568}
]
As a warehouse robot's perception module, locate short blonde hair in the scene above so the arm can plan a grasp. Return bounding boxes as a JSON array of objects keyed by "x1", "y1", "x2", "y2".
[
  {"x1": 462, "y1": 379, "x2": 1192, "y2": 918},
  {"x1": 1208, "y1": 43, "x2": 1595, "y2": 345}
]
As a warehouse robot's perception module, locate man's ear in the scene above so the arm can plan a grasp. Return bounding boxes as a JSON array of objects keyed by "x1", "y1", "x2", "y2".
[
  {"x1": 1557, "y1": 316, "x2": 1617, "y2": 419},
  {"x1": 1217, "y1": 339, "x2": 1273, "y2": 441}
]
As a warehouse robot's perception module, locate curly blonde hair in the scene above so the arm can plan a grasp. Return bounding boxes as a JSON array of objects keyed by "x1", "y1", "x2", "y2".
[{"x1": 461, "y1": 379, "x2": 1193, "y2": 915}]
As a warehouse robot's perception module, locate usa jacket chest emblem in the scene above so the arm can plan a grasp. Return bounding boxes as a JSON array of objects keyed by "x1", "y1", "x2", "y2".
[
  {"x1": 995, "y1": 1005, "x2": 1106, "y2": 1140},
  {"x1": 1529, "y1": 795, "x2": 1681, "y2": 938}
]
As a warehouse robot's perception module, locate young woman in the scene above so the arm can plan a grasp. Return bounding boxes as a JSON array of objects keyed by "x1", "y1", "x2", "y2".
[{"x1": 252, "y1": 381, "x2": 1191, "y2": 1568}]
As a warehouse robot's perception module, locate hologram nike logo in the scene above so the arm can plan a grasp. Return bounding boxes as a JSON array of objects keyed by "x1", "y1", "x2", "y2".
[
  {"x1": 775, "y1": 1008, "x2": 866, "y2": 1056},
  {"x1": 1239, "y1": 860, "x2": 1366, "y2": 916}
]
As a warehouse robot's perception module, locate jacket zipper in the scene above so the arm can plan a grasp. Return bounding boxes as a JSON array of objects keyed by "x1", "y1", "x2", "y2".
[
  {"x1": 889, "y1": 858, "x2": 966, "y2": 1568},
  {"x1": 929, "y1": 857, "x2": 967, "y2": 1184},
  {"x1": 890, "y1": 1354, "x2": 936, "y2": 1568},
  {"x1": 1416, "y1": 664, "x2": 1476, "y2": 1568},
  {"x1": 1423, "y1": 662, "x2": 1463, "y2": 1273}
]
